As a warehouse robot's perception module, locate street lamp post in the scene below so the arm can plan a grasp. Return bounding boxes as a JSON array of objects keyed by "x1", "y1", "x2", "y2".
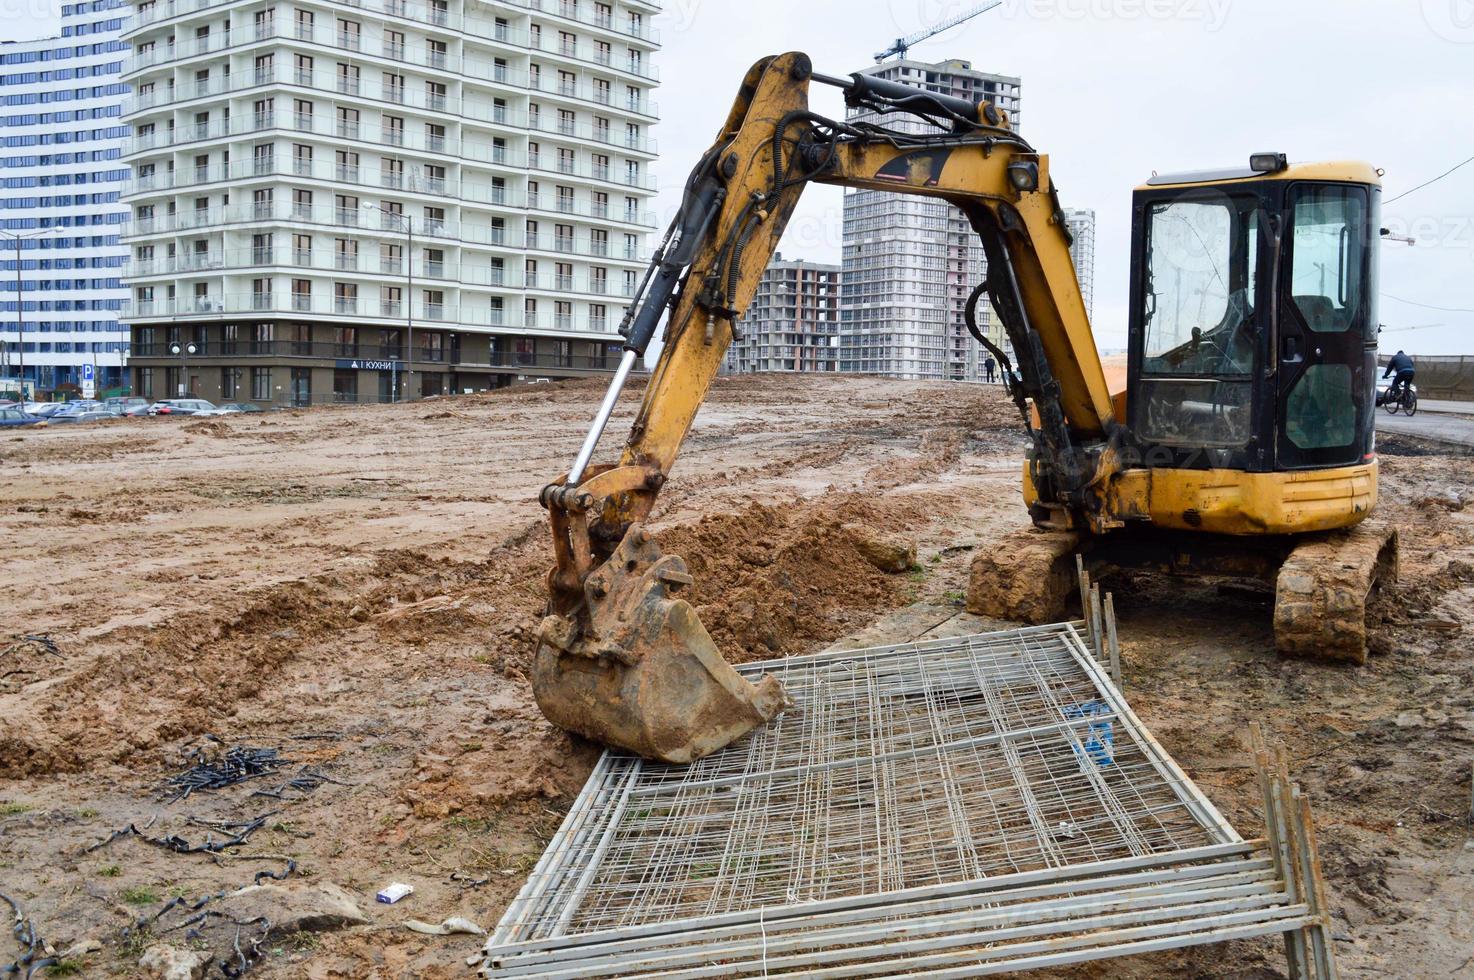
[
  {"x1": 1, "y1": 228, "x2": 70, "y2": 401},
  {"x1": 10, "y1": 234, "x2": 18, "y2": 400},
  {"x1": 169, "y1": 341, "x2": 197, "y2": 397},
  {"x1": 2, "y1": 230, "x2": 39, "y2": 400}
]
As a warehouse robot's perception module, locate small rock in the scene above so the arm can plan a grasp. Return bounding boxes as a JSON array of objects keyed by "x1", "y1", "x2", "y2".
[
  {"x1": 1394, "y1": 710, "x2": 1422, "y2": 729},
  {"x1": 217, "y1": 881, "x2": 369, "y2": 937},
  {"x1": 844, "y1": 524, "x2": 916, "y2": 573},
  {"x1": 60, "y1": 938, "x2": 102, "y2": 959},
  {"x1": 140, "y1": 944, "x2": 212, "y2": 980},
  {"x1": 349, "y1": 605, "x2": 370, "y2": 622},
  {"x1": 403, "y1": 916, "x2": 485, "y2": 936}
]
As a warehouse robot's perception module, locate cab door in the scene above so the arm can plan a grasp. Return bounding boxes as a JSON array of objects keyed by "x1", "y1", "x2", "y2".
[{"x1": 1275, "y1": 183, "x2": 1377, "y2": 469}]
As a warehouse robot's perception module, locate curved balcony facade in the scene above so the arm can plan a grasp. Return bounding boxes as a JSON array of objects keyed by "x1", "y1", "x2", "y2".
[{"x1": 121, "y1": 0, "x2": 660, "y2": 401}]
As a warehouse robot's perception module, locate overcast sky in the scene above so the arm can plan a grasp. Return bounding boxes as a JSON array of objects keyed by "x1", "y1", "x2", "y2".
[
  {"x1": 649, "y1": 0, "x2": 1474, "y2": 355},
  {"x1": 14, "y1": 0, "x2": 1473, "y2": 354}
]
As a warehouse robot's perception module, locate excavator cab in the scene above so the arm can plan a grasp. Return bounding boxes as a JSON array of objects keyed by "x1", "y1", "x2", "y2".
[{"x1": 1126, "y1": 158, "x2": 1380, "y2": 478}]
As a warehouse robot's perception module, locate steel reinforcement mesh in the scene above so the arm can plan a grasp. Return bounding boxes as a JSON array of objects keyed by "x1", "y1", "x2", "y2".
[{"x1": 482, "y1": 623, "x2": 1296, "y2": 979}]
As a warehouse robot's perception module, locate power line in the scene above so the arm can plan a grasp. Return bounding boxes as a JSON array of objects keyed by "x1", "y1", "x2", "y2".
[
  {"x1": 1382, "y1": 292, "x2": 1474, "y2": 313},
  {"x1": 1383, "y1": 153, "x2": 1474, "y2": 205}
]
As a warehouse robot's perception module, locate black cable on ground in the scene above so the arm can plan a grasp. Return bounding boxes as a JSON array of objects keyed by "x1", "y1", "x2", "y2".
[{"x1": 0, "y1": 892, "x2": 57, "y2": 979}]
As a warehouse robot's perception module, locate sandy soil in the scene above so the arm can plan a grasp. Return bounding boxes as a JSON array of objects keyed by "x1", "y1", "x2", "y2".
[{"x1": 0, "y1": 375, "x2": 1470, "y2": 978}]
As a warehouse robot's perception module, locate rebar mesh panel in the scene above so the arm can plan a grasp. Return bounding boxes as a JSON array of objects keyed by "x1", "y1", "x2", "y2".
[{"x1": 487, "y1": 623, "x2": 1249, "y2": 975}]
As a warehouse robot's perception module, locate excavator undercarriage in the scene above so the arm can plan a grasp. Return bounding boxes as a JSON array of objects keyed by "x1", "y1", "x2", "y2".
[{"x1": 968, "y1": 523, "x2": 1398, "y2": 664}]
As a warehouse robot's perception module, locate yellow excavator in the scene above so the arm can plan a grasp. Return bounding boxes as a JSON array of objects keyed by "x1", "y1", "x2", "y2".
[{"x1": 533, "y1": 52, "x2": 1397, "y2": 763}]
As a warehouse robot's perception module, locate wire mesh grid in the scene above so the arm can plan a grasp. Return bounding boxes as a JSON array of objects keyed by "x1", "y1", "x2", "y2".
[{"x1": 490, "y1": 623, "x2": 1243, "y2": 962}]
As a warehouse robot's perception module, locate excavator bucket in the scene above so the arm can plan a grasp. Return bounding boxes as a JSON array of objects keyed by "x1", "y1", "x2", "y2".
[{"x1": 531, "y1": 525, "x2": 789, "y2": 764}]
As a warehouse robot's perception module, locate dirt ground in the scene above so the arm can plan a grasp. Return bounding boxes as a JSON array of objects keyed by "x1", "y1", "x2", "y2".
[{"x1": 0, "y1": 374, "x2": 1470, "y2": 978}]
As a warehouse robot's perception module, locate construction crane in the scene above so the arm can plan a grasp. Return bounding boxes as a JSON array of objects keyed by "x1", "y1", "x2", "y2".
[{"x1": 874, "y1": 0, "x2": 1002, "y2": 62}]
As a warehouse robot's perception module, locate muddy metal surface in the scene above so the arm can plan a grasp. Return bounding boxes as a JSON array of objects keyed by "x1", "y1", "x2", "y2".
[{"x1": 0, "y1": 376, "x2": 1471, "y2": 978}]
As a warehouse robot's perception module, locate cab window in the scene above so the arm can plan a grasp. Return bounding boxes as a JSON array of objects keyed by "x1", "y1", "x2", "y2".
[
  {"x1": 1288, "y1": 186, "x2": 1366, "y2": 334},
  {"x1": 1138, "y1": 192, "x2": 1262, "y2": 447}
]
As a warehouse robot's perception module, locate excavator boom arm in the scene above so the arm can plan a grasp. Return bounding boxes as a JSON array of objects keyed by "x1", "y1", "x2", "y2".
[{"x1": 534, "y1": 53, "x2": 1121, "y2": 763}]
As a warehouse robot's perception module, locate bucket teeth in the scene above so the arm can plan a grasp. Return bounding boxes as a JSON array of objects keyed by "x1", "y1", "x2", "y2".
[{"x1": 532, "y1": 525, "x2": 789, "y2": 764}]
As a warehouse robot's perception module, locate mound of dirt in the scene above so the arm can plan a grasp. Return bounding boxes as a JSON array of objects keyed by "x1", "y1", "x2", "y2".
[
  {"x1": 656, "y1": 498, "x2": 924, "y2": 663},
  {"x1": 183, "y1": 419, "x2": 234, "y2": 438}
]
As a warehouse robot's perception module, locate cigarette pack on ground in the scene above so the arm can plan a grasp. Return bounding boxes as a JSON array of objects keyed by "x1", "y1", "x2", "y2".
[{"x1": 376, "y1": 882, "x2": 414, "y2": 904}]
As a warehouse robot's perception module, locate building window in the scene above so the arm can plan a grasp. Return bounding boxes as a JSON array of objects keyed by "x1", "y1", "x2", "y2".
[
  {"x1": 379, "y1": 328, "x2": 402, "y2": 358},
  {"x1": 290, "y1": 368, "x2": 312, "y2": 407},
  {"x1": 333, "y1": 368, "x2": 358, "y2": 403},
  {"x1": 251, "y1": 367, "x2": 272, "y2": 401},
  {"x1": 381, "y1": 286, "x2": 402, "y2": 317},
  {"x1": 336, "y1": 62, "x2": 360, "y2": 95},
  {"x1": 222, "y1": 368, "x2": 238, "y2": 399},
  {"x1": 252, "y1": 322, "x2": 274, "y2": 355},
  {"x1": 138, "y1": 367, "x2": 154, "y2": 398}
]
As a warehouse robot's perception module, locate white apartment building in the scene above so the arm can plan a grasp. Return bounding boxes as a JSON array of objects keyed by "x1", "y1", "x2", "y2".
[
  {"x1": 120, "y1": 0, "x2": 659, "y2": 406},
  {"x1": 839, "y1": 58, "x2": 1021, "y2": 383},
  {"x1": 1064, "y1": 207, "x2": 1095, "y2": 323},
  {"x1": 724, "y1": 253, "x2": 840, "y2": 374},
  {"x1": 0, "y1": 0, "x2": 131, "y2": 398}
]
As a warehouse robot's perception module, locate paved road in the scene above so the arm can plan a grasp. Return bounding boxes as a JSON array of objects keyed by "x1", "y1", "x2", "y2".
[
  {"x1": 1378, "y1": 406, "x2": 1474, "y2": 449},
  {"x1": 1417, "y1": 399, "x2": 1474, "y2": 416}
]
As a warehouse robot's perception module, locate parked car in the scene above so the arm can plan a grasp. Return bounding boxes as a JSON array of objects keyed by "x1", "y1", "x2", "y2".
[
  {"x1": 104, "y1": 396, "x2": 149, "y2": 414},
  {"x1": 0, "y1": 407, "x2": 45, "y2": 428},
  {"x1": 25, "y1": 402, "x2": 70, "y2": 419},
  {"x1": 50, "y1": 409, "x2": 116, "y2": 424},
  {"x1": 148, "y1": 398, "x2": 220, "y2": 416},
  {"x1": 213, "y1": 402, "x2": 264, "y2": 414},
  {"x1": 47, "y1": 402, "x2": 108, "y2": 423},
  {"x1": 45, "y1": 400, "x2": 104, "y2": 421}
]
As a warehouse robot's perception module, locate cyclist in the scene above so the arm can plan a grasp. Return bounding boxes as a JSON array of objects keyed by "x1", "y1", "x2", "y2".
[{"x1": 1383, "y1": 349, "x2": 1415, "y2": 402}]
